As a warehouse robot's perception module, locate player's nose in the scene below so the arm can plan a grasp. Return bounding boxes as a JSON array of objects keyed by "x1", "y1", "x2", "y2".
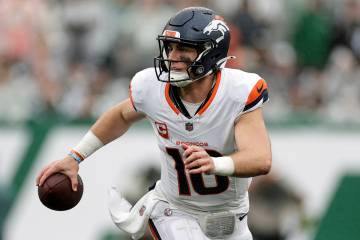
[
  {"x1": 168, "y1": 52, "x2": 187, "y2": 71},
  {"x1": 168, "y1": 49, "x2": 181, "y2": 61}
]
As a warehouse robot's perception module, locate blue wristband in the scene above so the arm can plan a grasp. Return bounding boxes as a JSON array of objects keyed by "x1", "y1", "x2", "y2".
[{"x1": 68, "y1": 151, "x2": 83, "y2": 164}]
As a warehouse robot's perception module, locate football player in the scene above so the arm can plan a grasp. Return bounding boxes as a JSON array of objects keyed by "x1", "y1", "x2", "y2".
[{"x1": 36, "y1": 7, "x2": 271, "y2": 240}]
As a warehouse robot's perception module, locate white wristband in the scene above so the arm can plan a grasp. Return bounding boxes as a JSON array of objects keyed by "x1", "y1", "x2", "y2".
[
  {"x1": 211, "y1": 156, "x2": 235, "y2": 176},
  {"x1": 72, "y1": 131, "x2": 104, "y2": 159}
]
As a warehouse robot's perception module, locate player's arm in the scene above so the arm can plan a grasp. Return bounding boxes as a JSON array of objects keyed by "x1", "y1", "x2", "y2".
[
  {"x1": 183, "y1": 108, "x2": 271, "y2": 177},
  {"x1": 90, "y1": 98, "x2": 145, "y2": 144},
  {"x1": 36, "y1": 98, "x2": 145, "y2": 190},
  {"x1": 230, "y1": 108, "x2": 272, "y2": 177}
]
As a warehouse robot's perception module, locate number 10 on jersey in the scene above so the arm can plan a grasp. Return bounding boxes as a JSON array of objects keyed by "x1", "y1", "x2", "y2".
[{"x1": 166, "y1": 148, "x2": 230, "y2": 195}]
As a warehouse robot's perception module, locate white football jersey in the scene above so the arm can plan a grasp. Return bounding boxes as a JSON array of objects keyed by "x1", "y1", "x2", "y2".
[{"x1": 129, "y1": 67, "x2": 269, "y2": 214}]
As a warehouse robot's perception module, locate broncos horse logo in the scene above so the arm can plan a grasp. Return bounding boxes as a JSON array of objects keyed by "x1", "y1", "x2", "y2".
[{"x1": 203, "y1": 20, "x2": 229, "y2": 43}]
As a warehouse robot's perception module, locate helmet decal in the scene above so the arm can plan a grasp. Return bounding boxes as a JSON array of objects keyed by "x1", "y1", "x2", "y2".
[
  {"x1": 163, "y1": 30, "x2": 180, "y2": 38},
  {"x1": 203, "y1": 20, "x2": 229, "y2": 43}
]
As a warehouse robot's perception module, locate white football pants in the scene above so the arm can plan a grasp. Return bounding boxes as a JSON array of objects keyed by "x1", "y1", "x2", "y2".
[{"x1": 148, "y1": 201, "x2": 253, "y2": 240}]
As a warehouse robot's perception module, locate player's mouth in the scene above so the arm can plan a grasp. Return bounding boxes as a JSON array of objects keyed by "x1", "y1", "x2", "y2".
[{"x1": 170, "y1": 67, "x2": 186, "y2": 72}]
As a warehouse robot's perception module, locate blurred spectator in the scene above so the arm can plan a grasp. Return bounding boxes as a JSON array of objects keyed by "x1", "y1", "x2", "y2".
[
  {"x1": 231, "y1": 0, "x2": 266, "y2": 48},
  {"x1": 292, "y1": 0, "x2": 333, "y2": 70},
  {"x1": 322, "y1": 46, "x2": 360, "y2": 123},
  {"x1": 249, "y1": 0, "x2": 291, "y2": 43},
  {"x1": 128, "y1": 0, "x2": 176, "y2": 70},
  {"x1": 0, "y1": 0, "x2": 60, "y2": 119},
  {"x1": 0, "y1": 61, "x2": 44, "y2": 122},
  {"x1": 55, "y1": 0, "x2": 133, "y2": 119},
  {"x1": 292, "y1": 68, "x2": 326, "y2": 113},
  {"x1": 56, "y1": 0, "x2": 112, "y2": 119},
  {"x1": 101, "y1": 0, "x2": 138, "y2": 77},
  {"x1": 226, "y1": 23, "x2": 247, "y2": 70},
  {"x1": 249, "y1": 173, "x2": 304, "y2": 240},
  {"x1": 0, "y1": 0, "x2": 359, "y2": 126},
  {"x1": 332, "y1": 0, "x2": 360, "y2": 62},
  {"x1": 259, "y1": 41, "x2": 296, "y2": 121}
]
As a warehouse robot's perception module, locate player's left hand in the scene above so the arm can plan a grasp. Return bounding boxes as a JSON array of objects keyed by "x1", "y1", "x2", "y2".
[{"x1": 182, "y1": 144, "x2": 214, "y2": 174}]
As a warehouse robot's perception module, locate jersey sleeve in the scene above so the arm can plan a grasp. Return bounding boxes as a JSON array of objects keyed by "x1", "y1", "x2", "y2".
[
  {"x1": 128, "y1": 69, "x2": 151, "y2": 113},
  {"x1": 232, "y1": 72, "x2": 269, "y2": 119},
  {"x1": 242, "y1": 78, "x2": 269, "y2": 114}
]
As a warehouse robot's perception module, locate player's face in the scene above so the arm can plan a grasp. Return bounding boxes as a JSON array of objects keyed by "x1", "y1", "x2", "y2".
[{"x1": 165, "y1": 42, "x2": 198, "y2": 72}]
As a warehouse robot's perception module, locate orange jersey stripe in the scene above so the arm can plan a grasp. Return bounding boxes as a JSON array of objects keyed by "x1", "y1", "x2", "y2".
[
  {"x1": 197, "y1": 71, "x2": 222, "y2": 115},
  {"x1": 165, "y1": 83, "x2": 180, "y2": 115},
  {"x1": 245, "y1": 79, "x2": 267, "y2": 105}
]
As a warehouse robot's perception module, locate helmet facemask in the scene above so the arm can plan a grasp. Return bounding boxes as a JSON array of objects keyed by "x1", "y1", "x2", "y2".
[{"x1": 154, "y1": 36, "x2": 215, "y2": 87}]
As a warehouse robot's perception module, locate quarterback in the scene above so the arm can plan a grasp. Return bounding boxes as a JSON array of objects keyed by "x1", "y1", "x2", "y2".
[{"x1": 36, "y1": 7, "x2": 271, "y2": 240}]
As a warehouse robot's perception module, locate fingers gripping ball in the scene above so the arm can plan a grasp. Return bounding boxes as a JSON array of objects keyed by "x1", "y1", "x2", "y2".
[{"x1": 38, "y1": 173, "x2": 83, "y2": 211}]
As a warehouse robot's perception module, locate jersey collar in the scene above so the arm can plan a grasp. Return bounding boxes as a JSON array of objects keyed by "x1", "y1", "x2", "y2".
[{"x1": 165, "y1": 71, "x2": 222, "y2": 118}]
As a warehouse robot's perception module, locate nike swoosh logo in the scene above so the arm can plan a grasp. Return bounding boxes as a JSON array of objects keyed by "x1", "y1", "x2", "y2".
[
  {"x1": 239, "y1": 213, "x2": 248, "y2": 221},
  {"x1": 257, "y1": 84, "x2": 264, "y2": 93}
]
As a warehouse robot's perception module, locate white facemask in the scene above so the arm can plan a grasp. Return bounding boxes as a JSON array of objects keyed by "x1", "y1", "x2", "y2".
[{"x1": 169, "y1": 71, "x2": 193, "y2": 87}]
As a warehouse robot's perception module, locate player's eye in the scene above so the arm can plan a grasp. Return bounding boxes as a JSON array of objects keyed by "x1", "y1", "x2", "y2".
[
  {"x1": 178, "y1": 45, "x2": 191, "y2": 51},
  {"x1": 178, "y1": 44, "x2": 198, "y2": 55}
]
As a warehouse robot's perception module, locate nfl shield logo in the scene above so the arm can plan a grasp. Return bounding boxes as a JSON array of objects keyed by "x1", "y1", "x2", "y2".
[{"x1": 185, "y1": 122, "x2": 193, "y2": 131}]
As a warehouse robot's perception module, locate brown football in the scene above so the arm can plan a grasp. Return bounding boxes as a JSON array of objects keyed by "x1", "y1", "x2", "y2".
[{"x1": 38, "y1": 173, "x2": 84, "y2": 211}]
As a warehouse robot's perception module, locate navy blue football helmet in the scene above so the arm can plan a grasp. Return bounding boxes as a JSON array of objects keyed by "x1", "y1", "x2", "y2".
[{"x1": 154, "y1": 7, "x2": 231, "y2": 87}]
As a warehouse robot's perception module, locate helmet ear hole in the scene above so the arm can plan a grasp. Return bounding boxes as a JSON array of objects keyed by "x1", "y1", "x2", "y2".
[{"x1": 195, "y1": 66, "x2": 204, "y2": 74}]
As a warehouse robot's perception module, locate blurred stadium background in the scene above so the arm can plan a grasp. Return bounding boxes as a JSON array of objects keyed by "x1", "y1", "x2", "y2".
[{"x1": 1, "y1": 0, "x2": 360, "y2": 239}]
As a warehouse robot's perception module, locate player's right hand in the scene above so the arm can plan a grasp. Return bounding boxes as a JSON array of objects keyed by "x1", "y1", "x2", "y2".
[{"x1": 36, "y1": 156, "x2": 80, "y2": 191}]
